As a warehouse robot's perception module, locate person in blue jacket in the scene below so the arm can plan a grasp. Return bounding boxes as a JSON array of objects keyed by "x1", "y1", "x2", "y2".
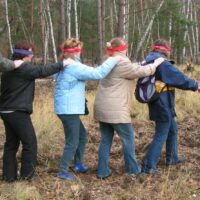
[
  {"x1": 141, "y1": 38, "x2": 200, "y2": 174},
  {"x1": 54, "y1": 38, "x2": 124, "y2": 181}
]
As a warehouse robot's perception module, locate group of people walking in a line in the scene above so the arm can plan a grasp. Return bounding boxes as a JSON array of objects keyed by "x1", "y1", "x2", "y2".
[{"x1": 0, "y1": 37, "x2": 199, "y2": 182}]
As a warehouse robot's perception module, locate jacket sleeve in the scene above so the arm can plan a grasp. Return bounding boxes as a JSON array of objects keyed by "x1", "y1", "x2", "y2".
[
  {"x1": 0, "y1": 53, "x2": 15, "y2": 72},
  {"x1": 158, "y1": 62, "x2": 198, "y2": 91},
  {"x1": 118, "y1": 60, "x2": 157, "y2": 79},
  {"x1": 20, "y1": 62, "x2": 64, "y2": 80},
  {"x1": 66, "y1": 57, "x2": 117, "y2": 80}
]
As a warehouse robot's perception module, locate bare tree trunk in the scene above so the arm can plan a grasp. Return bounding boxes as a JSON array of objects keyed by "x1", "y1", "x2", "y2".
[
  {"x1": 157, "y1": 17, "x2": 160, "y2": 39},
  {"x1": 67, "y1": 0, "x2": 71, "y2": 38},
  {"x1": 15, "y1": 0, "x2": 29, "y2": 41},
  {"x1": 39, "y1": 0, "x2": 47, "y2": 64},
  {"x1": 194, "y1": 1, "x2": 199, "y2": 63},
  {"x1": 117, "y1": 0, "x2": 125, "y2": 37},
  {"x1": 190, "y1": 2, "x2": 195, "y2": 61},
  {"x1": 140, "y1": 0, "x2": 144, "y2": 27},
  {"x1": 110, "y1": 0, "x2": 114, "y2": 38},
  {"x1": 74, "y1": 0, "x2": 79, "y2": 39},
  {"x1": 113, "y1": 0, "x2": 118, "y2": 23},
  {"x1": 60, "y1": 0, "x2": 66, "y2": 42},
  {"x1": 97, "y1": 0, "x2": 105, "y2": 63},
  {"x1": 31, "y1": 0, "x2": 34, "y2": 32},
  {"x1": 44, "y1": 9, "x2": 50, "y2": 64},
  {"x1": 102, "y1": 0, "x2": 105, "y2": 47},
  {"x1": 168, "y1": 12, "x2": 172, "y2": 45},
  {"x1": 182, "y1": 0, "x2": 191, "y2": 59},
  {"x1": 46, "y1": 0, "x2": 57, "y2": 62},
  {"x1": 135, "y1": 0, "x2": 165, "y2": 59},
  {"x1": 187, "y1": 32, "x2": 193, "y2": 60},
  {"x1": 5, "y1": 0, "x2": 13, "y2": 54},
  {"x1": 124, "y1": 0, "x2": 129, "y2": 41}
]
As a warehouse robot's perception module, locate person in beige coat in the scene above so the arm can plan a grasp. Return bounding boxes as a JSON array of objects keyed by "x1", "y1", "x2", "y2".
[{"x1": 94, "y1": 38, "x2": 164, "y2": 179}]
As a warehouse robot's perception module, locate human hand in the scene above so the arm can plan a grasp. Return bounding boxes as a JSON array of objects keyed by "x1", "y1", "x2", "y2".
[
  {"x1": 14, "y1": 60, "x2": 24, "y2": 68},
  {"x1": 113, "y1": 55, "x2": 127, "y2": 62},
  {"x1": 63, "y1": 58, "x2": 76, "y2": 67},
  {"x1": 153, "y1": 57, "x2": 165, "y2": 67}
]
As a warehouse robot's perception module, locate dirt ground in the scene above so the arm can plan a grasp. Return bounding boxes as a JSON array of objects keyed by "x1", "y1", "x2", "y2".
[
  {"x1": 0, "y1": 114, "x2": 200, "y2": 199},
  {"x1": 0, "y1": 73, "x2": 200, "y2": 199}
]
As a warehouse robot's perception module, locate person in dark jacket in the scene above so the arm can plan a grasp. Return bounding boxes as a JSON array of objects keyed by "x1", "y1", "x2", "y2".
[
  {"x1": 0, "y1": 41, "x2": 70, "y2": 182},
  {"x1": 141, "y1": 39, "x2": 200, "y2": 174}
]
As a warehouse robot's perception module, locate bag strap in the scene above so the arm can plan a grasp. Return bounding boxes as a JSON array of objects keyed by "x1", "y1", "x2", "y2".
[{"x1": 166, "y1": 85, "x2": 172, "y2": 108}]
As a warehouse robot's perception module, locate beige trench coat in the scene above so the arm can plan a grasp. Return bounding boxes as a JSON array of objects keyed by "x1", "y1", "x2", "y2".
[{"x1": 94, "y1": 53, "x2": 159, "y2": 123}]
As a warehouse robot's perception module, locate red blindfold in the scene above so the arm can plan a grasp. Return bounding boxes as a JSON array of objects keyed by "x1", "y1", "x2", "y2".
[
  {"x1": 151, "y1": 45, "x2": 171, "y2": 52},
  {"x1": 106, "y1": 44, "x2": 128, "y2": 56},
  {"x1": 60, "y1": 46, "x2": 82, "y2": 53}
]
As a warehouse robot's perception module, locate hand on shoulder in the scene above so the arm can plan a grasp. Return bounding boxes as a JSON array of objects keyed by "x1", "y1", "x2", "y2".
[
  {"x1": 63, "y1": 58, "x2": 76, "y2": 67},
  {"x1": 112, "y1": 55, "x2": 128, "y2": 63},
  {"x1": 14, "y1": 60, "x2": 24, "y2": 68},
  {"x1": 153, "y1": 57, "x2": 165, "y2": 67}
]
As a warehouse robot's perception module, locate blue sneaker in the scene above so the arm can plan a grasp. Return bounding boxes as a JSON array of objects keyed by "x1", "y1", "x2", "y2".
[
  {"x1": 57, "y1": 171, "x2": 75, "y2": 181},
  {"x1": 74, "y1": 163, "x2": 89, "y2": 173}
]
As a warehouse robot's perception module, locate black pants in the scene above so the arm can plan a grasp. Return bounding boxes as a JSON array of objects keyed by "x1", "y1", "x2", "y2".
[{"x1": 1, "y1": 111, "x2": 37, "y2": 181}]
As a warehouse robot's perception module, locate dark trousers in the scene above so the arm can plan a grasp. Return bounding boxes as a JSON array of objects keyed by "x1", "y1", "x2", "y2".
[{"x1": 0, "y1": 111, "x2": 37, "y2": 181}]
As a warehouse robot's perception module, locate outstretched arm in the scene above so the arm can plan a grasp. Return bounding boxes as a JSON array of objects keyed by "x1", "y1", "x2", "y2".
[
  {"x1": 65, "y1": 56, "x2": 122, "y2": 80},
  {"x1": 20, "y1": 62, "x2": 64, "y2": 80},
  {"x1": 158, "y1": 62, "x2": 198, "y2": 91},
  {"x1": 119, "y1": 57, "x2": 165, "y2": 79}
]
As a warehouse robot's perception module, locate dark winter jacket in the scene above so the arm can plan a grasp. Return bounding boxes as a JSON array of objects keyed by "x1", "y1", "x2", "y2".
[
  {"x1": 0, "y1": 61, "x2": 63, "y2": 114},
  {"x1": 146, "y1": 52, "x2": 198, "y2": 122}
]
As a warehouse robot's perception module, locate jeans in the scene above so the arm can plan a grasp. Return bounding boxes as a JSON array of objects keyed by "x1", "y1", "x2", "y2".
[
  {"x1": 97, "y1": 122, "x2": 140, "y2": 177},
  {"x1": 142, "y1": 117, "x2": 179, "y2": 172},
  {"x1": 57, "y1": 114, "x2": 87, "y2": 173},
  {"x1": 1, "y1": 111, "x2": 37, "y2": 181}
]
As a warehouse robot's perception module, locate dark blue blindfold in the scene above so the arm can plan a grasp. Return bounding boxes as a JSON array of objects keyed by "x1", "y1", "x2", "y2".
[{"x1": 13, "y1": 49, "x2": 33, "y2": 55}]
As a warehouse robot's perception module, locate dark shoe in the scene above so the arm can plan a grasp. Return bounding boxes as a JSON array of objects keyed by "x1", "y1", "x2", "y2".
[
  {"x1": 166, "y1": 157, "x2": 187, "y2": 166},
  {"x1": 142, "y1": 168, "x2": 161, "y2": 176},
  {"x1": 57, "y1": 171, "x2": 75, "y2": 181},
  {"x1": 74, "y1": 163, "x2": 89, "y2": 173},
  {"x1": 2, "y1": 177, "x2": 17, "y2": 182},
  {"x1": 96, "y1": 173, "x2": 111, "y2": 180}
]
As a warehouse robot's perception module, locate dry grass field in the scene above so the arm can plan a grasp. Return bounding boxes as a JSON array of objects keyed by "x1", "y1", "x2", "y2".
[{"x1": 0, "y1": 66, "x2": 200, "y2": 200}]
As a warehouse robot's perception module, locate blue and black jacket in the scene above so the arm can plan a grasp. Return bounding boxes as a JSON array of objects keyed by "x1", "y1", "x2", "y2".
[{"x1": 145, "y1": 52, "x2": 198, "y2": 122}]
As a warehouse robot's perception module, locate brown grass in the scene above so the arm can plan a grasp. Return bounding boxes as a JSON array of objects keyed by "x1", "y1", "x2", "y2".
[{"x1": 0, "y1": 68, "x2": 200, "y2": 200}]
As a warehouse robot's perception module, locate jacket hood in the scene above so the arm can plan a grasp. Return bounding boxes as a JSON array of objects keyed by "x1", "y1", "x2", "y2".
[{"x1": 145, "y1": 52, "x2": 166, "y2": 63}]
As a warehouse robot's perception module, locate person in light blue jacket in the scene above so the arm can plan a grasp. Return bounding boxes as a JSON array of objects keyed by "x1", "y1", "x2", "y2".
[{"x1": 54, "y1": 38, "x2": 123, "y2": 181}]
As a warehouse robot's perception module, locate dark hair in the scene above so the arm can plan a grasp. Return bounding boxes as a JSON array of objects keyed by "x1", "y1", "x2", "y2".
[{"x1": 12, "y1": 41, "x2": 35, "y2": 60}]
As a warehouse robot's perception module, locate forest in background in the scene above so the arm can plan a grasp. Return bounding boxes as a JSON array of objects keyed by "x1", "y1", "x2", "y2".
[{"x1": 0, "y1": 0, "x2": 200, "y2": 64}]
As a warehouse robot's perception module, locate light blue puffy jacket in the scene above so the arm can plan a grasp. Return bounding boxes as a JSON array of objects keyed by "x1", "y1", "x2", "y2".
[{"x1": 54, "y1": 57, "x2": 117, "y2": 115}]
